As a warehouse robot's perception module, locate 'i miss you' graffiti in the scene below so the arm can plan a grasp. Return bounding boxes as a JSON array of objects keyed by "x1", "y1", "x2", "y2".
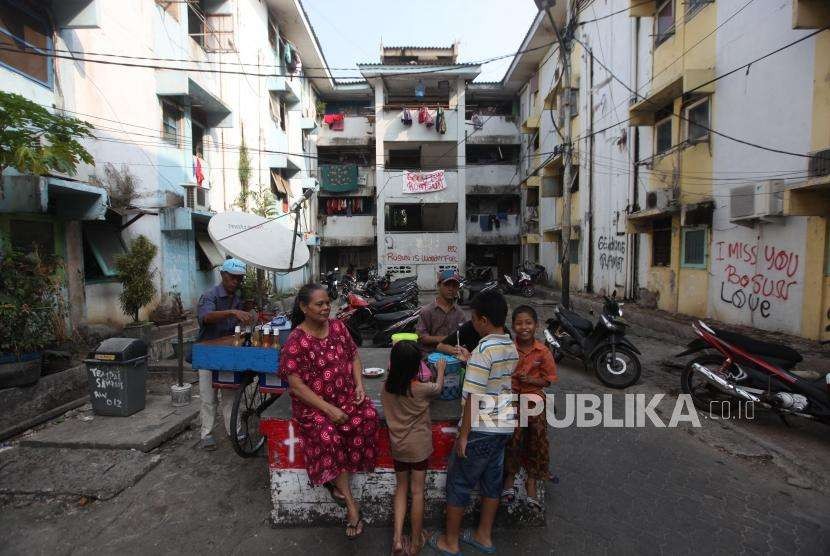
[{"x1": 715, "y1": 241, "x2": 799, "y2": 319}]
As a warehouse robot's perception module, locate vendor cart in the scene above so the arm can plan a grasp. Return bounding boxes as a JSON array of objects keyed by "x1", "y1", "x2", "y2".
[{"x1": 191, "y1": 336, "x2": 287, "y2": 458}]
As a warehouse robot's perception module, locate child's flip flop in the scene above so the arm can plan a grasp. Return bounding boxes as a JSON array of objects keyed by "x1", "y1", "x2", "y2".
[
  {"x1": 500, "y1": 488, "x2": 516, "y2": 505},
  {"x1": 460, "y1": 529, "x2": 497, "y2": 554},
  {"x1": 427, "y1": 532, "x2": 462, "y2": 556}
]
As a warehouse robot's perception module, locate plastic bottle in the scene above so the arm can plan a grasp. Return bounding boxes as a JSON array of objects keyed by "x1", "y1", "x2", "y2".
[
  {"x1": 272, "y1": 328, "x2": 281, "y2": 349},
  {"x1": 233, "y1": 325, "x2": 242, "y2": 346},
  {"x1": 261, "y1": 325, "x2": 272, "y2": 348},
  {"x1": 251, "y1": 325, "x2": 261, "y2": 347}
]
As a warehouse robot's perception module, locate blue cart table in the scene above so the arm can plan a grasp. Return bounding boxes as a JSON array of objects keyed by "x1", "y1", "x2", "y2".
[{"x1": 192, "y1": 336, "x2": 287, "y2": 457}]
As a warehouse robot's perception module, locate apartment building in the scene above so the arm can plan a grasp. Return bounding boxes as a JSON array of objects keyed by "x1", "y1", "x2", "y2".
[
  {"x1": 520, "y1": 0, "x2": 829, "y2": 341},
  {"x1": 0, "y1": 0, "x2": 320, "y2": 328},
  {"x1": 315, "y1": 45, "x2": 525, "y2": 286}
]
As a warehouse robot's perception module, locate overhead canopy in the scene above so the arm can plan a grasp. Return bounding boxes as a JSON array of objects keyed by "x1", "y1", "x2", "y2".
[
  {"x1": 47, "y1": 177, "x2": 107, "y2": 220},
  {"x1": 197, "y1": 232, "x2": 225, "y2": 268},
  {"x1": 156, "y1": 71, "x2": 232, "y2": 128},
  {"x1": 628, "y1": 70, "x2": 715, "y2": 125}
]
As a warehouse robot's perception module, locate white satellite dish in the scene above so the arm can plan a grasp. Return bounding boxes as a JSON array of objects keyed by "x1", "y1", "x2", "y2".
[{"x1": 208, "y1": 212, "x2": 309, "y2": 272}]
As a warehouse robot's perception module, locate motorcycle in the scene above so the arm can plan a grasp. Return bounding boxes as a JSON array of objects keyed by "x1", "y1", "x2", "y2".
[
  {"x1": 502, "y1": 267, "x2": 535, "y2": 298},
  {"x1": 323, "y1": 267, "x2": 340, "y2": 301},
  {"x1": 337, "y1": 292, "x2": 418, "y2": 334},
  {"x1": 459, "y1": 277, "x2": 500, "y2": 306},
  {"x1": 371, "y1": 309, "x2": 421, "y2": 347},
  {"x1": 543, "y1": 293, "x2": 642, "y2": 388},
  {"x1": 677, "y1": 321, "x2": 830, "y2": 424}
]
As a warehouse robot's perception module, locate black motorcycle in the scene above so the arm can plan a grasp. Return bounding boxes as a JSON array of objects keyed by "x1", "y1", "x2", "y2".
[
  {"x1": 544, "y1": 293, "x2": 641, "y2": 388},
  {"x1": 459, "y1": 277, "x2": 500, "y2": 305},
  {"x1": 371, "y1": 309, "x2": 421, "y2": 347},
  {"x1": 323, "y1": 267, "x2": 340, "y2": 300}
]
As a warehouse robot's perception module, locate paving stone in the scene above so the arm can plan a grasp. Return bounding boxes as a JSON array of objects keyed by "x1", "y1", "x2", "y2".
[
  {"x1": 0, "y1": 446, "x2": 160, "y2": 500},
  {"x1": 19, "y1": 395, "x2": 198, "y2": 452}
]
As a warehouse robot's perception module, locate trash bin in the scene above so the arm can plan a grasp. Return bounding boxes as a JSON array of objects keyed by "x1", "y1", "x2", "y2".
[{"x1": 85, "y1": 338, "x2": 148, "y2": 417}]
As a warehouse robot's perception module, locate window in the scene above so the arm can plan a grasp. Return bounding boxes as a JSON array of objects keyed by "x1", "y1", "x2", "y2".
[
  {"x1": 825, "y1": 225, "x2": 830, "y2": 276},
  {"x1": 655, "y1": 0, "x2": 675, "y2": 45},
  {"x1": 0, "y1": 3, "x2": 51, "y2": 85},
  {"x1": 686, "y1": 0, "x2": 711, "y2": 19},
  {"x1": 162, "y1": 101, "x2": 182, "y2": 146},
  {"x1": 269, "y1": 93, "x2": 286, "y2": 131},
  {"x1": 652, "y1": 217, "x2": 672, "y2": 267},
  {"x1": 83, "y1": 223, "x2": 126, "y2": 279},
  {"x1": 568, "y1": 238, "x2": 579, "y2": 264},
  {"x1": 385, "y1": 204, "x2": 457, "y2": 232},
  {"x1": 685, "y1": 97, "x2": 710, "y2": 142},
  {"x1": 196, "y1": 232, "x2": 223, "y2": 271},
  {"x1": 655, "y1": 116, "x2": 672, "y2": 154},
  {"x1": 681, "y1": 227, "x2": 707, "y2": 268},
  {"x1": 570, "y1": 88, "x2": 579, "y2": 117},
  {"x1": 10, "y1": 220, "x2": 54, "y2": 255},
  {"x1": 386, "y1": 149, "x2": 421, "y2": 170},
  {"x1": 533, "y1": 132, "x2": 540, "y2": 152}
]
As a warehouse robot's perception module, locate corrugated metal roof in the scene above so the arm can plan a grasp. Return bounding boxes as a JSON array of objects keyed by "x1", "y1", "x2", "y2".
[{"x1": 382, "y1": 45, "x2": 456, "y2": 50}]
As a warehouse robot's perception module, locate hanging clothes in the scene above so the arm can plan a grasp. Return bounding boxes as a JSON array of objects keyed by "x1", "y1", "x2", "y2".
[
  {"x1": 322, "y1": 113, "x2": 345, "y2": 131},
  {"x1": 418, "y1": 106, "x2": 434, "y2": 127},
  {"x1": 492, "y1": 215, "x2": 500, "y2": 230},
  {"x1": 401, "y1": 108, "x2": 413, "y2": 126},
  {"x1": 471, "y1": 113, "x2": 483, "y2": 130},
  {"x1": 436, "y1": 107, "x2": 447, "y2": 134},
  {"x1": 193, "y1": 155, "x2": 204, "y2": 186},
  {"x1": 480, "y1": 215, "x2": 493, "y2": 232}
]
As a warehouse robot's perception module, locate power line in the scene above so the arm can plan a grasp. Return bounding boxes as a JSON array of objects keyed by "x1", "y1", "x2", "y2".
[
  {"x1": 570, "y1": 26, "x2": 828, "y2": 159},
  {"x1": 577, "y1": 0, "x2": 655, "y2": 25}
]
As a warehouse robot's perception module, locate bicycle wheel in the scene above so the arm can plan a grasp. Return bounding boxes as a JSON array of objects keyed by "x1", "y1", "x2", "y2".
[{"x1": 230, "y1": 373, "x2": 268, "y2": 457}]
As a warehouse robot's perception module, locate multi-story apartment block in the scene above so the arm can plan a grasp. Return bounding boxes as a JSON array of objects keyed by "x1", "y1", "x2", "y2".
[{"x1": 0, "y1": 0, "x2": 319, "y2": 328}]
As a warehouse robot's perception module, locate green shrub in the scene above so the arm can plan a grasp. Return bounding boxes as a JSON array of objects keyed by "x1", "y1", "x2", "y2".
[{"x1": 115, "y1": 235, "x2": 158, "y2": 322}]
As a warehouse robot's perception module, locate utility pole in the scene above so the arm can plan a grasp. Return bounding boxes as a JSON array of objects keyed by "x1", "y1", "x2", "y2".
[{"x1": 542, "y1": 0, "x2": 573, "y2": 308}]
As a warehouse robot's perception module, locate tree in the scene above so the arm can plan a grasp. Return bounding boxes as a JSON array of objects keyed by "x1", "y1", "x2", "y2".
[
  {"x1": 0, "y1": 91, "x2": 94, "y2": 180},
  {"x1": 236, "y1": 125, "x2": 251, "y2": 211},
  {"x1": 115, "y1": 235, "x2": 158, "y2": 323},
  {"x1": 249, "y1": 187, "x2": 278, "y2": 218}
]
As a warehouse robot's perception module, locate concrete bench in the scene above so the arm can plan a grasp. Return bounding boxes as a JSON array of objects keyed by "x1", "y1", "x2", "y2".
[{"x1": 260, "y1": 379, "x2": 544, "y2": 527}]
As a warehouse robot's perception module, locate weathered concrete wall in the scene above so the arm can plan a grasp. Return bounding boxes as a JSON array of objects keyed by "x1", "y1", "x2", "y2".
[{"x1": 320, "y1": 215, "x2": 375, "y2": 246}]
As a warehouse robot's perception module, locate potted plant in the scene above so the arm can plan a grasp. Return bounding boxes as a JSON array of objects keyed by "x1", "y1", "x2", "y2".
[
  {"x1": 0, "y1": 249, "x2": 66, "y2": 388},
  {"x1": 115, "y1": 235, "x2": 158, "y2": 341}
]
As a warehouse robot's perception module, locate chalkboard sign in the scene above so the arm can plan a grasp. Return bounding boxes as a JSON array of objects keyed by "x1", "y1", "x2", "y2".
[{"x1": 86, "y1": 361, "x2": 147, "y2": 417}]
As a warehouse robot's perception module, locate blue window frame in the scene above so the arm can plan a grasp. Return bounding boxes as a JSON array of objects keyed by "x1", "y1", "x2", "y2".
[{"x1": 0, "y1": 2, "x2": 53, "y2": 88}]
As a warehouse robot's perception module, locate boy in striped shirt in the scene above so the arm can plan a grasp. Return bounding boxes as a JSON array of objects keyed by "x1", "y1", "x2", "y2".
[{"x1": 430, "y1": 290, "x2": 518, "y2": 556}]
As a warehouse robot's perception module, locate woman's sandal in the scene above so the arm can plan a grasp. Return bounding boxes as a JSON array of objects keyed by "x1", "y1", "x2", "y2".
[
  {"x1": 346, "y1": 511, "x2": 364, "y2": 540},
  {"x1": 500, "y1": 488, "x2": 516, "y2": 505},
  {"x1": 323, "y1": 482, "x2": 347, "y2": 507},
  {"x1": 391, "y1": 535, "x2": 410, "y2": 556}
]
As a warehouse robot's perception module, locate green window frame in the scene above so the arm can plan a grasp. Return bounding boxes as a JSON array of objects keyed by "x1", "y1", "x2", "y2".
[
  {"x1": 681, "y1": 227, "x2": 708, "y2": 269},
  {"x1": 83, "y1": 223, "x2": 126, "y2": 278}
]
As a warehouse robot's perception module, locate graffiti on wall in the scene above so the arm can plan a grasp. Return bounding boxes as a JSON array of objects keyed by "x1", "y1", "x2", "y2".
[
  {"x1": 386, "y1": 244, "x2": 459, "y2": 264},
  {"x1": 597, "y1": 235, "x2": 625, "y2": 272},
  {"x1": 715, "y1": 241, "x2": 800, "y2": 319}
]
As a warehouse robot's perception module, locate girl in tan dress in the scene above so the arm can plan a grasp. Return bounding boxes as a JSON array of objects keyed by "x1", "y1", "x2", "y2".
[{"x1": 381, "y1": 341, "x2": 445, "y2": 555}]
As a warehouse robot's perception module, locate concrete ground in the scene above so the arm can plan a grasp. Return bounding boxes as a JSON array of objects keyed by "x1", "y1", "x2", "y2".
[{"x1": 1, "y1": 295, "x2": 829, "y2": 554}]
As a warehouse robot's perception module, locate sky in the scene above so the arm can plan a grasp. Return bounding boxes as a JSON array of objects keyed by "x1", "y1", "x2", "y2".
[{"x1": 301, "y1": 0, "x2": 539, "y2": 82}]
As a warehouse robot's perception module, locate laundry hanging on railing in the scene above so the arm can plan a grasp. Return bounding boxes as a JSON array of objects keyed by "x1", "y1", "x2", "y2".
[
  {"x1": 418, "y1": 106, "x2": 434, "y2": 127},
  {"x1": 402, "y1": 169, "x2": 446, "y2": 194},
  {"x1": 471, "y1": 113, "x2": 483, "y2": 130},
  {"x1": 436, "y1": 107, "x2": 446, "y2": 134},
  {"x1": 319, "y1": 163, "x2": 359, "y2": 192},
  {"x1": 322, "y1": 113, "x2": 345, "y2": 131},
  {"x1": 401, "y1": 108, "x2": 413, "y2": 126}
]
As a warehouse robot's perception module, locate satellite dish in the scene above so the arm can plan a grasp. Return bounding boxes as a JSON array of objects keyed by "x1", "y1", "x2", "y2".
[{"x1": 208, "y1": 212, "x2": 309, "y2": 272}]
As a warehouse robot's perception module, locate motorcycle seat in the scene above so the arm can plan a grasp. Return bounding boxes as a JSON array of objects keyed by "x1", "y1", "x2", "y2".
[
  {"x1": 374, "y1": 310, "x2": 416, "y2": 323},
  {"x1": 558, "y1": 308, "x2": 593, "y2": 332},
  {"x1": 371, "y1": 292, "x2": 410, "y2": 305},
  {"x1": 713, "y1": 328, "x2": 803, "y2": 367}
]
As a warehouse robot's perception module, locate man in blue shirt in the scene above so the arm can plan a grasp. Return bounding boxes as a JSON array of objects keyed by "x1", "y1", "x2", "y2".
[{"x1": 196, "y1": 258, "x2": 254, "y2": 450}]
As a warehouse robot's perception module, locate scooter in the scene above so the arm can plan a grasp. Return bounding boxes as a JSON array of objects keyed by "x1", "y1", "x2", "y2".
[
  {"x1": 337, "y1": 292, "x2": 418, "y2": 335},
  {"x1": 543, "y1": 293, "x2": 642, "y2": 388},
  {"x1": 677, "y1": 321, "x2": 830, "y2": 424}
]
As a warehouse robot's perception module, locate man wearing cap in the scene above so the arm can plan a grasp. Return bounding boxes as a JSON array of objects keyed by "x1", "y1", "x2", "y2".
[
  {"x1": 416, "y1": 270, "x2": 467, "y2": 355},
  {"x1": 196, "y1": 258, "x2": 255, "y2": 450}
]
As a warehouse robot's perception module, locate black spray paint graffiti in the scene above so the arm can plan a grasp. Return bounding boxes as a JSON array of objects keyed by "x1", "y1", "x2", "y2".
[
  {"x1": 597, "y1": 235, "x2": 625, "y2": 271},
  {"x1": 719, "y1": 282, "x2": 771, "y2": 318}
]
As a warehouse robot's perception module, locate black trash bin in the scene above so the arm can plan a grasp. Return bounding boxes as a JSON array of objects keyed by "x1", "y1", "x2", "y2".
[{"x1": 85, "y1": 338, "x2": 148, "y2": 417}]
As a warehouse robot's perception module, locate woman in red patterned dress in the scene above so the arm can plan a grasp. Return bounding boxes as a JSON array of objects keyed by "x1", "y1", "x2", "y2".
[{"x1": 278, "y1": 283, "x2": 378, "y2": 539}]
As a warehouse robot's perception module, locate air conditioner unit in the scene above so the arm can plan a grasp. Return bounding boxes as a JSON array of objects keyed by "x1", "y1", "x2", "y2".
[
  {"x1": 729, "y1": 180, "x2": 784, "y2": 223},
  {"x1": 182, "y1": 182, "x2": 209, "y2": 212},
  {"x1": 645, "y1": 188, "x2": 674, "y2": 211},
  {"x1": 807, "y1": 147, "x2": 830, "y2": 179}
]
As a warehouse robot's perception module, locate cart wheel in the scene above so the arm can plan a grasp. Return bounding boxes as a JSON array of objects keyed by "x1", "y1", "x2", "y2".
[{"x1": 230, "y1": 373, "x2": 267, "y2": 458}]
